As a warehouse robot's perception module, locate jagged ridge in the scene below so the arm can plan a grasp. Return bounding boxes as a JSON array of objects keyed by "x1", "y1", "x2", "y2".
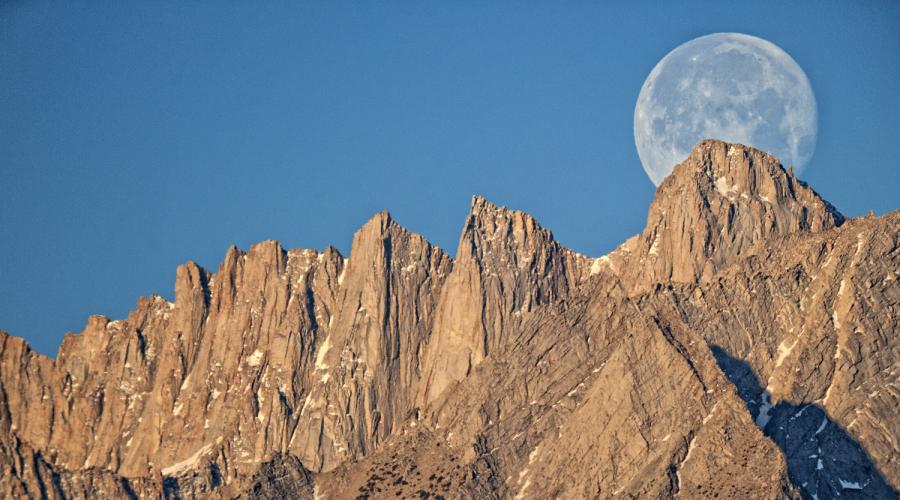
[{"x1": 0, "y1": 140, "x2": 896, "y2": 499}]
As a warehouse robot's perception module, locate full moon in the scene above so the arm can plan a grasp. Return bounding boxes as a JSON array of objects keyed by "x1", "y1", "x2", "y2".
[{"x1": 634, "y1": 33, "x2": 817, "y2": 186}]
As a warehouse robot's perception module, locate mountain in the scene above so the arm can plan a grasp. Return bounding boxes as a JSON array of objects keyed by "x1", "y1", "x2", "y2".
[{"x1": 1, "y1": 140, "x2": 896, "y2": 499}]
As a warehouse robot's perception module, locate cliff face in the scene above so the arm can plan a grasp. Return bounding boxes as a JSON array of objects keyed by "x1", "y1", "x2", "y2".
[
  {"x1": 0, "y1": 140, "x2": 896, "y2": 499},
  {"x1": 598, "y1": 140, "x2": 845, "y2": 292},
  {"x1": 417, "y1": 196, "x2": 590, "y2": 407},
  {"x1": 647, "y1": 212, "x2": 899, "y2": 499},
  {"x1": 1, "y1": 240, "x2": 343, "y2": 496},
  {"x1": 290, "y1": 212, "x2": 452, "y2": 472}
]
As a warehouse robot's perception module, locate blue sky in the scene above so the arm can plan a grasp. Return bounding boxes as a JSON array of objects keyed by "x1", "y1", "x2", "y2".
[{"x1": 2, "y1": 1, "x2": 898, "y2": 356}]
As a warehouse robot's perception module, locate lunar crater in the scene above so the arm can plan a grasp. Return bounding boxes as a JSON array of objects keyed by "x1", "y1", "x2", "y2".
[{"x1": 634, "y1": 32, "x2": 817, "y2": 186}]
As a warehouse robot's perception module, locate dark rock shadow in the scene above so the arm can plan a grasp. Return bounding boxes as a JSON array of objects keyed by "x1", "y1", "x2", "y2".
[
  {"x1": 709, "y1": 345, "x2": 897, "y2": 499},
  {"x1": 162, "y1": 476, "x2": 181, "y2": 499}
]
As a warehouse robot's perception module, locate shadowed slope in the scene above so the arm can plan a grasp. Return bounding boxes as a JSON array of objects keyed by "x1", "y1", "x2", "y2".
[
  {"x1": 711, "y1": 346, "x2": 896, "y2": 499},
  {"x1": 0, "y1": 141, "x2": 896, "y2": 498}
]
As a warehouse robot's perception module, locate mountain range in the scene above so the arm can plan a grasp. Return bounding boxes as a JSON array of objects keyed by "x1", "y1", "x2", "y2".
[{"x1": 1, "y1": 140, "x2": 897, "y2": 499}]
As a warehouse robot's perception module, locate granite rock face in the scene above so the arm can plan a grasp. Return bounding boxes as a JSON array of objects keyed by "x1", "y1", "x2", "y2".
[
  {"x1": 290, "y1": 212, "x2": 452, "y2": 472},
  {"x1": 648, "y1": 212, "x2": 899, "y2": 499},
  {"x1": 417, "y1": 196, "x2": 590, "y2": 407},
  {"x1": 598, "y1": 140, "x2": 845, "y2": 292},
  {"x1": 0, "y1": 140, "x2": 896, "y2": 499}
]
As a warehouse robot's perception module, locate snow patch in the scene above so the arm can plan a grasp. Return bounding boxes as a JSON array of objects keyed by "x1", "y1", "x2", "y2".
[
  {"x1": 247, "y1": 350, "x2": 264, "y2": 367},
  {"x1": 682, "y1": 433, "x2": 700, "y2": 466},
  {"x1": 814, "y1": 417, "x2": 828, "y2": 435},
  {"x1": 792, "y1": 405, "x2": 809, "y2": 420},
  {"x1": 299, "y1": 393, "x2": 313, "y2": 416},
  {"x1": 715, "y1": 176, "x2": 738, "y2": 198},
  {"x1": 755, "y1": 390, "x2": 774, "y2": 428},
  {"x1": 161, "y1": 438, "x2": 222, "y2": 476},
  {"x1": 590, "y1": 255, "x2": 609, "y2": 275},
  {"x1": 702, "y1": 402, "x2": 719, "y2": 424},
  {"x1": 515, "y1": 478, "x2": 531, "y2": 500},
  {"x1": 514, "y1": 444, "x2": 541, "y2": 500},
  {"x1": 648, "y1": 233, "x2": 661, "y2": 256},
  {"x1": 838, "y1": 479, "x2": 862, "y2": 490},
  {"x1": 337, "y1": 261, "x2": 348, "y2": 285},
  {"x1": 775, "y1": 339, "x2": 798, "y2": 367},
  {"x1": 315, "y1": 336, "x2": 332, "y2": 370},
  {"x1": 566, "y1": 383, "x2": 585, "y2": 397}
]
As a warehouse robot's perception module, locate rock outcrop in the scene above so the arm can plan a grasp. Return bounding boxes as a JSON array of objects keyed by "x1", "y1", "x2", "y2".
[
  {"x1": 290, "y1": 212, "x2": 452, "y2": 472},
  {"x1": 0, "y1": 140, "x2": 896, "y2": 499},
  {"x1": 417, "y1": 196, "x2": 589, "y2": 406},
  {"x1": 598, "y1": 140, "x2": 845, "y2": 292},
  {"x1": 647, "y1": 211, "x2": 899, "y2": 499}
]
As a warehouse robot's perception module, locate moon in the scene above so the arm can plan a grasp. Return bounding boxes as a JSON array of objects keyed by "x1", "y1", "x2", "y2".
[{"x1": 634, "y1": 33, "x2": 817, "y2": 186}]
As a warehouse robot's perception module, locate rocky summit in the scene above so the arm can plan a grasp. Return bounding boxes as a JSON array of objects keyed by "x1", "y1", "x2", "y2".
[{"x1": 1, "y1": 140, "x2": 897, "y2": 499}]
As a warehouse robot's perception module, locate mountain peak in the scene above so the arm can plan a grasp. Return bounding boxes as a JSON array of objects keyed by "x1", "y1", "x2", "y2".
[
  {"x1": 2, "y1": 143, "x2": 896, "y2": 498},
  {"x1": 606, "y1": 140, "x2": 845, "y2": 290},
  {"x1": 460, "y1": 195, "x2": 557, "y2": 258},
  {"x1": 359, "y1": 210, "x2": 394, "y2": 232},
  {"x1": 418, "y1": 196, "x2": 590, "y2": 406},
  {"x1": 671, "y1": 140, "x2": 842, "y2": 220}
]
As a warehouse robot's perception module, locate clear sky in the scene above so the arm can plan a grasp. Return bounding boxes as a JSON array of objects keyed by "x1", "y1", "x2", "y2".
[{"x1": 2, "y1": 1, "x2": 898, "y2": 356}]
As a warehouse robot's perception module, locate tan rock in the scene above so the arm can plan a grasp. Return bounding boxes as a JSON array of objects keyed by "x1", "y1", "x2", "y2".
[
  {"x1": 0, "y1": 140, "x2": 895, "y2": 499},
  {"x1": 417, "y1": 196, "x2": 589, "y2": 405},
  {"x1": 602, "y1": 140, "x2": 844, "y2": 292},
  {"x1": 290, "y1": 212, "x2": 452, "y2": 472}
]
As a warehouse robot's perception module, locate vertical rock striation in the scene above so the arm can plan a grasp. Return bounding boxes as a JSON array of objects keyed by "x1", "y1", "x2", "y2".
[
  {"x1": 599, "y1": 140, "x2": 844, "y2": 292},
  {"x1": 418, "y1": 196, "x2": 589, "y2": 405},
  {"x1": 290, "y1": 212, "x2": 452, "y2": 472},
  {"x1": 0, "y1": 140, "x2": 896, "y2": 498}
]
